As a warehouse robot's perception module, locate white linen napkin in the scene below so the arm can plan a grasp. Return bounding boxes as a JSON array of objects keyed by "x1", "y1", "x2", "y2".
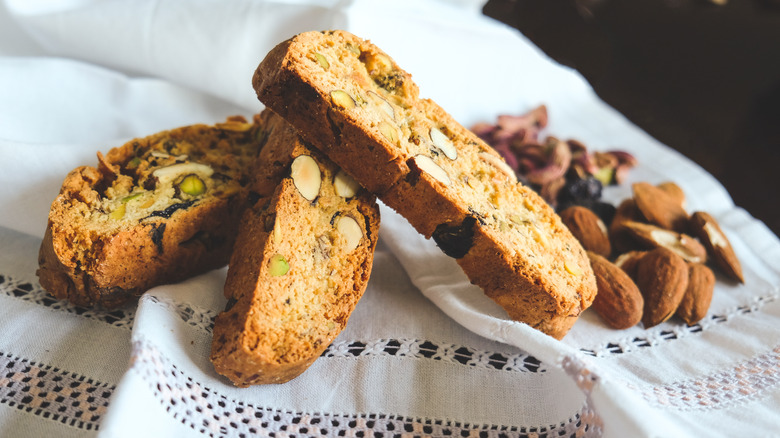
[{"x1": 2, "y1": 1, "x2": 779, "y2": 437}]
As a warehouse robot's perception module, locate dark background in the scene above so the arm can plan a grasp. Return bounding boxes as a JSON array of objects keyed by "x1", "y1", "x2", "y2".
[{"x1": 483, "y1": 0, "x2": 780, "y2": 235}]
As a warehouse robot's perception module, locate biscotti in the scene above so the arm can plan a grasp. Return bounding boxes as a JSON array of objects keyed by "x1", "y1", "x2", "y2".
[
  {"x1": 253, "y1": 30, "x2": 597, "y2": 339},
  {"x1": 37, "y1": 115, "x2": 264, "y2": 308},
  {"x1": 210, "y1": 110, "x2": 380, "y2": 386}
]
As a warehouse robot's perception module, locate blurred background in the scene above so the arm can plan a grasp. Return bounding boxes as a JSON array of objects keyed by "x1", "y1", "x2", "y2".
[{"x1": 483, "y1": 0, "x2": 780, "y2": 235}]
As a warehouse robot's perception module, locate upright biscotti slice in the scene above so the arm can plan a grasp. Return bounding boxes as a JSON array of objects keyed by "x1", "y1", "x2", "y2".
[
  {"x1": 254, "y1": 30, "x2": 596, "y2": 339},
  {"x1": 210, "y1": 110, "x2": 380, "y2": 386},
  {"x1": 37, "y1": 116, "x2": 264, "y2": 308}
]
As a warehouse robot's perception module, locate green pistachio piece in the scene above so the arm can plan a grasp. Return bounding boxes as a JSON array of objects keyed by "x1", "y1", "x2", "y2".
[
  {"x1": 178, "y1": 174, "x2": 206, "y2": 196},
  {"x1": 109, "y1": 204, "x2": 126, "y2": 220},
  {"x1": 127, "y1": 157, "x2": 141, "y2": 169},
  {"x1": 313, "y1": 52, "x2": 329, "y2": 70},
  {"x1": 121, "y1": 192, "x2": 143, "y2": 203},
  {"x1": 268, "y1": 254, "x2": 290, "y2": 277}
]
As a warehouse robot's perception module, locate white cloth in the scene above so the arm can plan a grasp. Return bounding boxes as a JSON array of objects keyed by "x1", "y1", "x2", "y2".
[{"x1": 1, "y1": 1, "x2": 779, "y2": 437}]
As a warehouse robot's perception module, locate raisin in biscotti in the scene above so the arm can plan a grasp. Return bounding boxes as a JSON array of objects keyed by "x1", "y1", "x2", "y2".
[
  {"x1": 210, "y1": 110, "x2": 380, "y2": 386},
  {"x1": 37, "y1": 115, "x2": 264, "y2": 308},
  {"x1": 253, "y1": 30, "x2": 596, "y2": 339}
]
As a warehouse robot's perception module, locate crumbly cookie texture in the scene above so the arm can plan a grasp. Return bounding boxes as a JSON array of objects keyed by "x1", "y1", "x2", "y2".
[
  {"x1": 37, "y1": 115, "x2": 264, "y2": 308},
  {"x1": 254, "y1": 30, "x2": 596, "y2": 339},
  {"x1": 210, "y1": 110, "x2": 380, "y2": 386}
]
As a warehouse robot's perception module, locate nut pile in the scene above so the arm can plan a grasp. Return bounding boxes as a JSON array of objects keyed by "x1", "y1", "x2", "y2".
[
  {"x1": 558, "y1": 181, "x2": 744, "y2": 330},
  {"x1": 471, "y1": 105, "x2": 637, "y2": 218}
]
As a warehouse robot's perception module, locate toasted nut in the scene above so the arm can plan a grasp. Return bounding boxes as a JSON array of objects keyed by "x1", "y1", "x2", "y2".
[
  {"x1": 412, "y1": 155, "x2": 451, "y2": 186},
  {"x1": 336, "y1": 216, "x2": 362, "y2": 252},
  {"x1": 313, "y1": 52, "x2": 329, "y2": 70},
  {"x1": 478, "y1": 152, "x2": 517, "y2": 183},
  {"x1": 152, "y1": 162, "x2": 214, "y2": 181},
  {"x1": 268, "y1": 254, "x2": 290, "y2": 277},
  {"x1": 689, "y1": 211, "x2": 744, "y2": 283},
  {"x1": 430, "y1": 127, "x2": 457, "y2": 160},
  {"x1": 330, "y1": 90, "x2": 356, "y2": 109},
  {"x1": 676, "y1": 263, "x2": 715, "y2": 325},
  {"x1": 657, "y1": 181, "x2": 686, "y2": 209},
  {"x1": 367, "y1": 90, "x2": 395, "y2": 120},
  {"x1": 632, "y1": 182, "x2": 689, "y2": 232},
  {"x1": 333, "y1": 169, "x2": 360, "y2": 198},
  {"x1": 178, "y1": 174, "x2": 206, "y2": 196},
  {"x1": 559, "y1": 206, "x2": 611, "y2": 257},
  {"x1": 622, "y1": 221, "x2": 707, "y2": 264},
  {"x1": 290, "y1": 155, "x2": 321, "y2": 202},
  {"x1": 636, "y1": 247, "x2": 689, "y2": 328},
  {"x1": 379, "y1": 120, "x2": 398, "y2": 144},
  {"x1": 609, "y1": 198, "x2": 645, "y2": 254},
  {"x1": 588, "y1": 251, "x2": 644, "y2": 329}
]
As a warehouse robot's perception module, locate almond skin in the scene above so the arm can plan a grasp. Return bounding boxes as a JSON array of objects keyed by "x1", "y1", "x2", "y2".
[
  {"x1": 657, "y1": 181, "x2": 686, "y2": 209},
  {"x1": 676, "y1": 263, "x2": 715, "y2": 325},
  {"x1": 636, "y1": 247, "x2": 689, "y2": 328},
  {"x1": 587, "y1": 251, "x2": 643, "y2": 329},
  {"x1": 609, "y1": 198, "x2": 644, "y2": 254},
  {"x1": 560, "y1": 206, "x2": 611, "y2": 257},
  {"x1": 689, "y1": 211, "x2": 744, "y2": 283},
  {"x1": 633, "y1": 182, "x2": 689, "y2": 233}
]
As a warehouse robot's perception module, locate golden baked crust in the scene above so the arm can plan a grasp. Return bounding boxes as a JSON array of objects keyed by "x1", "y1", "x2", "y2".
[
  {"x1": 253, "y1": 30, "x2": 596, "y2": 339},
  {"x1": 209, "y1": 110, "x2": 380, "y2": 386},
  {"x1": 37, "y1": 116, "x2": 264, "y2": 308}
]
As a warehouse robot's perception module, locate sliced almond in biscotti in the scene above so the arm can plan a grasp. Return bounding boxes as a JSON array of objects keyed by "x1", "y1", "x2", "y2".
[
  {"x1": 689, "y1": 211, "x2": 744, "y2": 283},
  {"x1": 636, "y1": 247, "x2": 689, "y2": 328},
  {"x1": 559, "y1": 206, "x2": 611, "y2": 257},
  {"x1": 632, "y1": 182, "x2": 689, "y2": 233},
  {"x1": 587, "y1": 251, "x2": 643, "y2": 329},
  {"x1": 622, "y1": 221, "x2": 707, "y2": 264},
  {"x1": 676, "y1": 262, "x2": 715, "y2": 325}
]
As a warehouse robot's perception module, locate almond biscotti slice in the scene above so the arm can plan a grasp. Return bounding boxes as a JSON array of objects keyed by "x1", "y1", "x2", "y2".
[
  {"x1": 209, "y1": 110, "x2": 380, "y2": 386},
  {"x1": 37, "y1": 115, "x2": 264, "y2": 308},
  {"x1": 254, "y1": 30, "x2": 596, "y2": 339}
]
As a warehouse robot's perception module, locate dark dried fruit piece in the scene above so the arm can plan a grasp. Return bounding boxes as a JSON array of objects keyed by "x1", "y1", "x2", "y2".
[{"x1": 432, "y1": 216, "x2": 477, "y2": 259}]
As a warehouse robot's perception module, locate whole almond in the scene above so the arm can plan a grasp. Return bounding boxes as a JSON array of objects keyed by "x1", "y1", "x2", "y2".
[
  {"x1": 636, "y1": 247, "x2": 689, "y2": 328},
  {"x1": 657, "y1": 181, "x2": 686, "y2": 209},
  {"x1": 689, "y1": 211, "x2": 744, "y2": 283},
  {"x1": 676, "y1": 263, "x2": 715, "y2": 325},
  {"x1": 587, "y1": 251, "x2": 643, "y2": 329},
  {"x1": 633, "y1": 182, "x2": 689, "y2": 233},
  {"x1": 609, "y1": 198, "x2": 644, "y2": 254},
  {"x1": 622, "y1": 221, "x2": 707, "y2": 264},
  {"x1": 560, "y1": 206, "x2": 612, "y2": 257}
]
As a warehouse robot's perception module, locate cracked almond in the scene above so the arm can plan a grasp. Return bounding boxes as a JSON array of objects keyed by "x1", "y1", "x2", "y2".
[
  {"x1": 622, "y1": 221, "x2": 707, "y2": 264},
  {"x1": 689, "y1": 211, "x2": 743, "y2": 283}
]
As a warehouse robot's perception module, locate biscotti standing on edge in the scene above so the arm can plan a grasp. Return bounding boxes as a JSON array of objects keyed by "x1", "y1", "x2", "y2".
[
  {"x1": 210, "y1": 110, "x2": 380, "y2": 386},
  {"x1": 37, "y1": 115, "x2": 265, "y2": 308},
  {"x1": 253, "y1": 30, "x2": 597, "y2": 339}
]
